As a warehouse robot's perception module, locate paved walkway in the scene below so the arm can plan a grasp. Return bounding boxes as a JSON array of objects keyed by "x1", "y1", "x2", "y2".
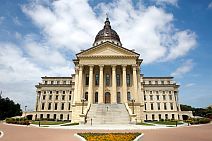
[{"x1": 0, "y1": 123, "x2": 212, "y2": 141}]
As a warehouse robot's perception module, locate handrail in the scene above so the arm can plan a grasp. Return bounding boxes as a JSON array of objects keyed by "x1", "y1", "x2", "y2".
[{"x1": 84, "y1": 103, "x2": 91, "y2": 123}]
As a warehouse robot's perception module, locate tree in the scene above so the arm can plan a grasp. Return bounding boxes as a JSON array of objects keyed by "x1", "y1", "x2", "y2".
[{"x1": 0, "y1": 94, "x2": 22, "y2": 120}]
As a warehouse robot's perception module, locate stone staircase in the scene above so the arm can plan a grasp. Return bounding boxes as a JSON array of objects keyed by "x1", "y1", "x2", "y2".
[{"x1": 86, "y1": 104, "x2": 130, "y2": 125}]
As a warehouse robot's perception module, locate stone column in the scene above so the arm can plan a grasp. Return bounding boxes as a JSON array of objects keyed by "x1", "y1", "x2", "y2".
[
  {"x1": 112, "y1": 65, "x2": 117, "y2": 103},
  {"x1": 132, "y1": 65, "x2": 138, "y2": 102},
  {"x1": 77, "y1": 65, "x2": 83, "y2": 103},
  {"x1": 88, "y1": 65, "x2": 94, "y2": 104},
  {"x1": 73, "y1": 66, "x2": 79, "y2": 104},
  {"x1": 99, "y1": 65, "x2": 104, "y2": 103},
  {"x1": 122, "y1": 65, "x2": 127, "y2": 103}
]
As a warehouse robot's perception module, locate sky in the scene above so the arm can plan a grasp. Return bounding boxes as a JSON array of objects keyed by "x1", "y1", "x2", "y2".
[{"x1": 0, "y1": 0, "x2": 212, "y2": 111}]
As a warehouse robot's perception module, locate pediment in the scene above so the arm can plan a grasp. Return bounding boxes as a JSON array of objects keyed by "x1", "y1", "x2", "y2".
[{"x1": 77, "y1": 42, "x2": 139, "y2": 58}]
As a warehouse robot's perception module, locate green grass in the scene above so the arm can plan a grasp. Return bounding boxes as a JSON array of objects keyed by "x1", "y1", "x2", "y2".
[
  {"x1": 31, "y1": 121, "x2": 68, "y2": 125},
  {"x1": 60, "y1": 123, "x2": 79, "y2": 126},
  {"x1": 152, "y1": 121, "x2": 183, "y2": 125},
  {"x1": 136, "y1": 122, "x2": 155, "y2": 126}
]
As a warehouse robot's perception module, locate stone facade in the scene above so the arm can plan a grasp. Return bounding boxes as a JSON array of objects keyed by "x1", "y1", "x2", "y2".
[{"x1": 32, "y1": 18, "x2": 192, "y2": 123}]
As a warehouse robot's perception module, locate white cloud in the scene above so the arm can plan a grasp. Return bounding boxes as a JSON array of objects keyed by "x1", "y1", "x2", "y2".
[
  {"x1": 13, "y1": 16, "x2": 22, "y2": 26},
  {"x1": 155, "y1": 0, "x2": 178, "y2": 6},
  {"x1": 0, "y1": 16, "x2": 4, "y2": 24},
  {"x1": 208, "y1": 2, "x2": 212, "y2": 9},
  {"x1": 0, "y1": 0, "x2": 197, "y2": 110},
  {"x1": 184, "y1": 83, "x2": 196, "y2": 88},
  {"x1": 171, "y1": 59, "x2": 194, "y2": 78},
  {"x1": 22, "y1": 0, "x2": 196, "y2": 64}
]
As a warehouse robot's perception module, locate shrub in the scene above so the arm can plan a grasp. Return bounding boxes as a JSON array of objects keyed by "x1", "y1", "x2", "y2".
[
  {"x1": 189, "y1": 118, "x2": 211, "y2": 125},
  {"x1": 6, "y1": 118, "x2": 30, "y2": 125}
]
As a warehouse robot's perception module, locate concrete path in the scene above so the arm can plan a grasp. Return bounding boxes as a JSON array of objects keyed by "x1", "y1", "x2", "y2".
[{"x1": 0, "y1": 123, "x2": 212, "y2": 141}]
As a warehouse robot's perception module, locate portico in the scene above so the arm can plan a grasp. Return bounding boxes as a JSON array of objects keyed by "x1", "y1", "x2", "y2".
[{"x1": 73, "y1": 63, "x2": 142, "y2": 105}]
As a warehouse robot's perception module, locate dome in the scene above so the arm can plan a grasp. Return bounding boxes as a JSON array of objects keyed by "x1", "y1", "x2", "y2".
[{"x1": 93, "y1": 17, "x2": 122, "y2": 46}]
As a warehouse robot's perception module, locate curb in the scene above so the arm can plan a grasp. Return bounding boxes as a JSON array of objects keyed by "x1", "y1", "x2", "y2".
[
  {"x1": 134, "y1": 133, "x2": 144, "y2": 141},
  {"x1": 74, "y1": 134, "x2": 86, "y2": 141},
  {"x1": 0, "y1": 131, "x2": 4, "y2": 138}
]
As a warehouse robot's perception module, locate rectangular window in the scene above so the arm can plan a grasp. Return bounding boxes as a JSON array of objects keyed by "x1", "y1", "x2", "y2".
[
  {"x1": 69, "y1": 95, "x2": 71, "y2": 100},
  {"x1": 61, "y1": 103, "x2": 64, "y2": 110},
  {"x1": 57, "y1": 81, "x2": 60, "y2": 84},
  {"x1": 167, "y1": 81, "x2": 170, "y2": 84},
  {"x1": 44, "y1": 81, "x2": 47, "y2": 84},
  {"x1": 42, "y1": 103, "x2": 45, "y2": 110},
  {"x1": 169, "y1": 91, "x2": 172, "y2": 94},
  {"x1": 164, "y1": 103, "x2": 167, "y2": 110},
  {"x1": 49, "y1": 95, "x2": 52, "y2": 100},
  {"x1": 54, "y1": 103, "x2": 58, "y2": 110},
  {"x1": 161, "y1": 81, "x2": 164, "y2": 84},
  {"x1": 172, "y1": 114, "x2": 175, "y2": 119},
  {"x1": 170, "y1": 103, "x2": 173, "y2": 110},
  {"x1": 126, "y1": 74, "x2": 130, "y2": 86},
  {"x1": 150, "y1": 91, "x2": 152, "y2": 94},
  {"x1": 144, "y1": 95, "x2": 146, "y2": 101},
  {"x1": 43, "y1": 95, "x2": 46, "y2": 100},
  {"x1": 156, "y1": 95, "x2": 160, "y2": 100},
  {"x1": 55, "y1": 95, "x2": 59, "y2": 100},
  {"x1": 69, "y1": 91, "x2": 72, "y2": 94},
  {"x1": 48, "y1": 103, "x2": 51, "y2": 110},
  {"x1": 127, "y1": 92, "x2": 131, "y2": 101},
  {"x1": 155, "y1": 81, "x2": 158, "y2": 84},
  {"x1": 47, "y1": 114, "x2": 50, "y2": 119},
  {"x1": 56, "y1": 91, "x2": 59, "y2": 94},
  {"x1": 50, "y1": 91, "x2": 52, "y2": 94},
  {"x1": 62, "y1": 95, "x2": 65, "y2": 100},
  {"x1": 169, "y1": 95, "x2": 172, "y2": 100},
  {"x1": 106, "y1": 74, "x2": 110, "y2": 86},
  {"x1": 159, "y1": 114, "x2": 162, "y2": 120},
  {"x1": 151, "y1": 103, "x2": 154, "y2": 110},
  {"x1": 95, "y1": 74, "x2": 99, "y2": 85},
  {"x1": 63, "y1": 91, "x2": 65, "y2": 94},
  {"x1": 157, "y1": 103, "x2": 160, "y2": 110},
  {"x1": 63, "y1": 81, "x2": 66, "y2": 84},
  {"x1": 149, "y1": 81, "x2": 151, "y2": 84},
  {"x1": 85, "y1": 74, "x2": 89, "y2": 85},
  {"x1": 144, "y1": 103, "x2": 147, "y2": 110},
  {"x1": 68, "y1": 103, "x2": 71, "y2": 110},
  {"x1": 116, "y1": 74, "x2": 120, "y2": 86},
  {"x1": 150, "y1": 95, "x2": 153, "y2": 101},
  {"x1": 51, "y1": 81, "x2": 54, "y2": 84},
  {"x1": 163, "y1": 95, "x2": 166, "y2": 100}
]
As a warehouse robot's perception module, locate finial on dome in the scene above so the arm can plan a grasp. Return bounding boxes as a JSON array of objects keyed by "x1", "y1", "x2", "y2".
[{"x1": 106, "y1": 13, "x2": 109, "y2": 21}]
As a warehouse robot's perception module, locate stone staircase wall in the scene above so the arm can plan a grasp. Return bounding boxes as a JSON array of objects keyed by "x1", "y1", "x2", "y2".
[{"x1": 86, "y1": 104, "x2": 130, "y2": 124}]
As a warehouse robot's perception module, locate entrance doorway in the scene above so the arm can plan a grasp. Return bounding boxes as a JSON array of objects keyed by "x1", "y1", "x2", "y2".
[{"x1": 104, "y1": 92, "x2": 111, "y2": 103}]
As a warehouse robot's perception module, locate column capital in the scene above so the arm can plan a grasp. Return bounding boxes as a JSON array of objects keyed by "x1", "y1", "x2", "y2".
[
  {"x1": 122, "y1": 65, "x2": 127, "y2": 71},
  {"x1": 89, "y1": 65, "x2": 94, "y2": 70},
  {"x1": 79, "y1": 65, "x2": 84, "y2": 71},
  {"x1": 112, "y1": 65, "x2": 116, "y2": 71},
  {"x1": 99, "y1": 65, "x2": 104, "y2": 71}
]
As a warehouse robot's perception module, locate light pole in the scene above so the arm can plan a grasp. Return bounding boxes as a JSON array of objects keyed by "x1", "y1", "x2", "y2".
[
  {"x1": 131, "y1": 99, "x2": 135, "y2": 114},
  {"x1": 25, "y1": 106, "x2": 27, "y2": 119},
  {"x1": 81, "y1": 98, "x2": 86, "y2": 114}
]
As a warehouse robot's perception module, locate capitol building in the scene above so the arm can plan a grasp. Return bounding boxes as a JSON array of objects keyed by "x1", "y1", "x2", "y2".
[{"x1": 32, "y1": 17, "x2": 192, "y2": 124}]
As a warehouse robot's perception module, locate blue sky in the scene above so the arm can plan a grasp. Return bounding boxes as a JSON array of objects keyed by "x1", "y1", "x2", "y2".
[{"x1": 0, "y1": 0, "x2": 212, "y2": 110}]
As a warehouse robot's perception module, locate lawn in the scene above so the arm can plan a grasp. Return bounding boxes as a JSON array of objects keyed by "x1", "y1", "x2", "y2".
[
  {"x1": 136, "y1": 122, "x2": 155, "y2": 126},
  {"x1": 152, "y1": 121, "x2": 184, "y2": 125},
  {"x1": 31, "y1": 121, "x2": 69, "y2": 125},
  {"x1": 78, "y1": 133, "x2": 141, "y2": 141}
]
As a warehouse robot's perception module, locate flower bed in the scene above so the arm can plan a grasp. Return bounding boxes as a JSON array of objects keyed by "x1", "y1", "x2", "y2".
[{"x1": 78, "y1": 133, "x2": 141, "y2": 141}]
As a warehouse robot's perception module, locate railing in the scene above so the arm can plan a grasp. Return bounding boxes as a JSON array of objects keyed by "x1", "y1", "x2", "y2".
[
  {"x1": 124, "y1": 103, "x2": 136, "y2": 124},
  {"x1": 84, "y1": 103, "x2": 91, "y2": 124}
]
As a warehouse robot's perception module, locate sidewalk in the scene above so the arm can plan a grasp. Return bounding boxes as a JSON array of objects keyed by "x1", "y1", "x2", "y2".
[{"x1": 30, "y1": 123, "x2": 189, "y2": 130}]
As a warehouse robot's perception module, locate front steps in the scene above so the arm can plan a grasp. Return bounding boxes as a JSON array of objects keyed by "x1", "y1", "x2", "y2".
[{"x1": 86, "y1": 104, "x2": 130, "y2": 125}]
